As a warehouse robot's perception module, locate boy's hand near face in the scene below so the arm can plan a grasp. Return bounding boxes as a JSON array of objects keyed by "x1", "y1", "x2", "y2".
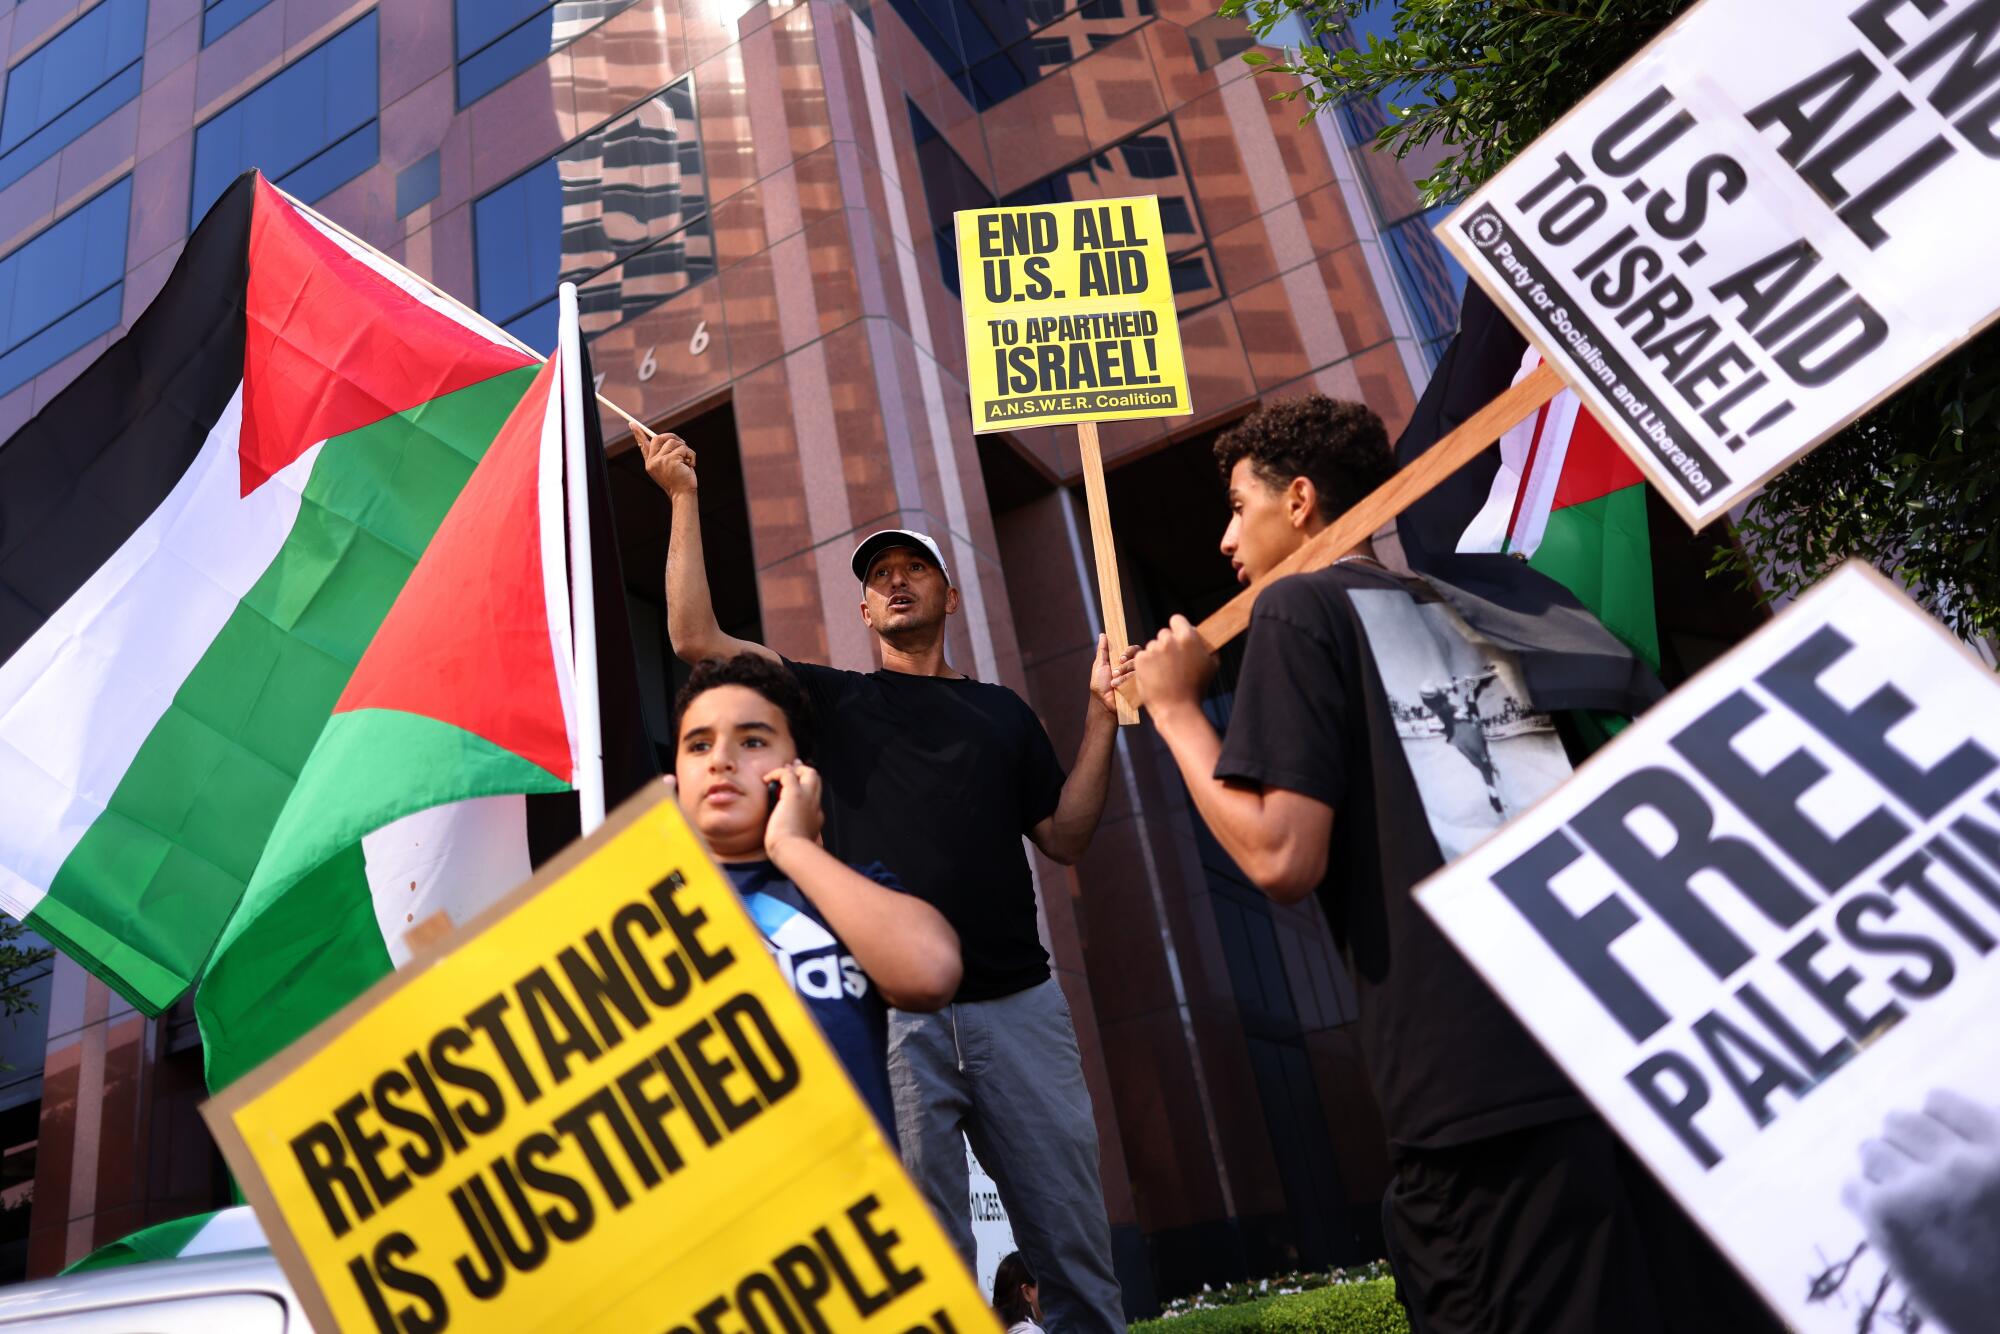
[
  {"x1": 673, "y1": 668, "x2": 962, "y2": 1010},
  {"x1": 757, "y1": 760, "x2": 962, "y2": 1010},
  {"x1": 763, "y1": 761, "x2": 826, "y2": 858}
]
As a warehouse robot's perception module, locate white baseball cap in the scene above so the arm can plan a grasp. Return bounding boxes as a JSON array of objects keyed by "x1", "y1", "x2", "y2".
[{"x1": 851, "y1": 529, "x2": 952, "y2": 585}]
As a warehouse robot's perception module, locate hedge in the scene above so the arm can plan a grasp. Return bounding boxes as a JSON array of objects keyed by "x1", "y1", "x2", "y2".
[{"x1": 1131, "y1": 1279, "x2": 1411, "y2": 1334}]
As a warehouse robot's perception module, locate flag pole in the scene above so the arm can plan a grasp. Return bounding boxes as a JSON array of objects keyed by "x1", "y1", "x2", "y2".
[{"x1": 558, "y1": 283, "x2": 607, "y2": 833}]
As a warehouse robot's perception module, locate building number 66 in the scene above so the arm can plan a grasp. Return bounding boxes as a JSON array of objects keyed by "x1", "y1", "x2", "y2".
[{"x1": 636, "y1": 321, "x2": 710, "y2": 382}]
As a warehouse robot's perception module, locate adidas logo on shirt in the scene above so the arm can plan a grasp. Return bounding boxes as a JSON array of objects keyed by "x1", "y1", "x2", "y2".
[{"x1": 745, "y1": 892, "x2": 868, "y2": 1001}]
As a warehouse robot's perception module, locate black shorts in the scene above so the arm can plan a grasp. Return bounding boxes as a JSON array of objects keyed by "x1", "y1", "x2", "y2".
[{"x1": 1382, "y1": 1116, "x2": 1785, "y2": 1334}]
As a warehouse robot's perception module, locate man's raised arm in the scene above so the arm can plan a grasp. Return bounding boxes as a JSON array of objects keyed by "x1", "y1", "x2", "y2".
[{"x1": 635, "y1": 425, "x2": 778, "y2": 667}]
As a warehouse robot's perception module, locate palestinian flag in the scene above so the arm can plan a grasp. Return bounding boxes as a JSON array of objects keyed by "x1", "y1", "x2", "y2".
[
  {"x1": 1456, "y1": 348, "x2": 1660, "y2": 669},
  {"x1": 1392, "y1": 285, "x2": 1662, "y2": 718},
  {"x1": 196, "y1": 336, "x2": 601, "y2": 1091},
  {"x1": 0, "y1": 172, "x2": 538, "y2": 1015}
]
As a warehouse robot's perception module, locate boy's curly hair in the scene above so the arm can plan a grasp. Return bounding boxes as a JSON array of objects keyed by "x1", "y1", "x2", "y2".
[
  {"x1": 672, "y1": 654, "x2": 815, "y2": 760},
  {"x1": 1212, "y1": 395, "x2": 1395, "y2": 521}
]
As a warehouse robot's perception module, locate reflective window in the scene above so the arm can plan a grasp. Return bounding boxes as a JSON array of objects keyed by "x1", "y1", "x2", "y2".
[
  {"x1": 1116, "y1": 134, "x2": 1176, "y2": 180},
  {"x1": 867, "y1": 0, "x2": 1154, "y2": 111},
  {"x1": 1386, "y1": 206, "x2": 1466, "y2": 365},
  {"x1": 907, "y1": 101, "x2": 992, "y2": 299},
  {"x1": 190, "y1": 13, "x2": 379, "y2": 227},
  {"x1": 455, "y1": 0, "x2": 639, "y2": 107},
  {"x1": 1321, "y1": 15, "x2": 1460, "y2": 369},
  {"x1": 396, "y1": 150, "x2": 441, "y2": 217},
  {"x1": 1167, "y1": 250, "x2": 1217, "y2": 302},
  {"x1": 0, "y1": 177, "x2": 131, "y2": 397},
  {"x1": 0, "y1": 0, "x2": 145, "y2": 191},
  {"x1": 204, "y1": 0, "x2": 278, "y2": 45},
  {"x1": 1002, "y1": 122, "x2": 1221, "y2": 315},
  {"x1": 474, "y1": 78, "x2": 711, "y2": 352},
  {"x1": 1183, "y1": 12, "x2": 1255, "y2": 73}
]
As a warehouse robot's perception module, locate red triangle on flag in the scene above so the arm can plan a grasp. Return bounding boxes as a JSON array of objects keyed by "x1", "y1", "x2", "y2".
[
  {"x1": 238, "y1": 175, "x2": 532, "y2": 496},
  {"x1": 1550, "y1": 406, "x2": 1645, "y2": 511},
  {"x1": 332, "y1": 356, "x2": 574, "y2": 784}
]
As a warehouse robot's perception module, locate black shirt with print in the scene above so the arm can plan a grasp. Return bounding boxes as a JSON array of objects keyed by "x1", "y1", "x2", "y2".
[{"x1": 1215, "y1": 565, "x2": 1588, "y2": 1150}]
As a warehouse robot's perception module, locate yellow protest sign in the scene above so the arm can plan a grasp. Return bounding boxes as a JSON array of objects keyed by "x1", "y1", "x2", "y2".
[
  {"x1": 203, "y1": 787, "x2": 995, "y2": 1334},
  {"x1": 957, "y1": 196, "x2": 1191, "y2": 433}
]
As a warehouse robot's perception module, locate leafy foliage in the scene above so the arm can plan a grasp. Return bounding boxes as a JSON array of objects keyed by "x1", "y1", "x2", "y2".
[
  {"x1": 1724, "y1": 355, "x2": 2000, "y2": 642},
  {"x1": 1135, "y1": 1278, "x2": 1409, "y2": 1334},
  {"x1": 1220, "y1": 0, "x2": 2000, "y2": 640},
  {"x1": 1157, "y1": 1263, "x2": 1394, "y2": 1318},
  {"x1": 1222, "y1": 0, "x2": 1685, "y2": 207},
  {"x1": 0, "y1": 917, "x2": 49, "y2": 1023}
]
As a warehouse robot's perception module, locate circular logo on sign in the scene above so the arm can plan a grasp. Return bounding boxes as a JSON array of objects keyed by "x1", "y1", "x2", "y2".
[{"x1": 1468, "y1": 214, "x2": 1503, "y2": 249}]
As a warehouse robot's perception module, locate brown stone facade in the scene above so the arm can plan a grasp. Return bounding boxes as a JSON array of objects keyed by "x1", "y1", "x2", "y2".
[{"x1": 4, "y1": 0, "x2": 1431, "y2": 1302}]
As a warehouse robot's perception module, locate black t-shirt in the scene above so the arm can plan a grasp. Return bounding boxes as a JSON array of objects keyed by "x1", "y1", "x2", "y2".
[
  {"x1": 1214, "y1": 564, "x2": 1588, "y2": 1150},
  {"x1": 784, "y1": 660, "x2": 1067, "y2": 1002}
]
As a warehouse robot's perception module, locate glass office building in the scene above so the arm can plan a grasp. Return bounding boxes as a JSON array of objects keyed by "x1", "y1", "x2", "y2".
[{"x1": 0, "y1": 0, "x2": 1441, "y2": 1305}]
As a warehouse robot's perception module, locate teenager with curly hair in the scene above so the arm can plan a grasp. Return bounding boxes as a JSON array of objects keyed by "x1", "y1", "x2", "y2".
[{"x1": 1135, "y1": 394, "x2": 1778, "y2": 1334}]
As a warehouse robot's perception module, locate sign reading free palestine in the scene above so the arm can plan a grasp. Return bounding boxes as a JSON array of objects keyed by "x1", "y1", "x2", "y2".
[{"x1": 1418, "y1": 564, "x2": 2000, "y2": 1331}]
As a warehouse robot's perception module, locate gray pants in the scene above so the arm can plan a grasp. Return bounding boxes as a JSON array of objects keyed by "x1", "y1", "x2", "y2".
[{"x1": 887, "y1": 979, "x2": 1125, "y2": 1334}]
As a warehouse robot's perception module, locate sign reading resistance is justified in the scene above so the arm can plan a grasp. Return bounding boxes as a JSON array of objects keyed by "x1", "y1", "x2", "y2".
[
  {"x1": 203, "y1": 790, "x2": 994, "y2": 1334},
  {"x1": 957, "y1": 196, "x2": 1191, "y2": 432}
]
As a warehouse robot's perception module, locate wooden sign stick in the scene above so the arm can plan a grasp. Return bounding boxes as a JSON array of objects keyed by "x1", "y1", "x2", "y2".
[
  {"x1": 1191, "y1": 362, "x2": 1563, "y2": 651},
  {"x1": 1111, "y1": 365, "x2": 1562, "y2": 714},
  {"x1": 1077, "y1": 420, "x2": 1140, "y2": 725}
]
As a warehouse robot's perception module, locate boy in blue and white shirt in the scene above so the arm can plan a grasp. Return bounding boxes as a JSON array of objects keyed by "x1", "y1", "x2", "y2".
[{"x1": 672, "y1": 654, "x2": 960, "y2": 1138}]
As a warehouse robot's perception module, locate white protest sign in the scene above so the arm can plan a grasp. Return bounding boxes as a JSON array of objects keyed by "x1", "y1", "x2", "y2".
[
  {"x1": 1417, "y1": 563, "x2": 2000, "y2": 1332},
  {"x1": 1437, "y1": 0, "x2": 2000, "y2": 529},
  {"x1": 968, "y1": 1141, "x2": 1016, "y2": 1300}
]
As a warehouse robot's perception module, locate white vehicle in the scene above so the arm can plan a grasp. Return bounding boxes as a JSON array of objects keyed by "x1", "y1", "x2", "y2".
[{"x1": 0, "y1": 1208, "x2": 311, "y2": 1331}]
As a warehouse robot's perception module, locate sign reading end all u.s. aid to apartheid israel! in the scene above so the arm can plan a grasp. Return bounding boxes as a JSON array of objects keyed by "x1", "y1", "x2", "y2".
[
  {"x1": 1438, "y1": 0, "x2": 2000, "y2": 529},
  {"x1": 1414, "y1": 562, "x2": 2000, "y2": 1332},
  {"x1": 203, "y1": 786, "x2": 995, "y2": 1334},
  {"x1": 956, "y1": 196, "x2": 1192, "y2": 433}
]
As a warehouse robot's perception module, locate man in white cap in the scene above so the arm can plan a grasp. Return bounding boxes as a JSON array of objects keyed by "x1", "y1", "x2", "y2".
[{"x1": 639, "y1": 428, "x2": 1130, "y2": 1333}]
